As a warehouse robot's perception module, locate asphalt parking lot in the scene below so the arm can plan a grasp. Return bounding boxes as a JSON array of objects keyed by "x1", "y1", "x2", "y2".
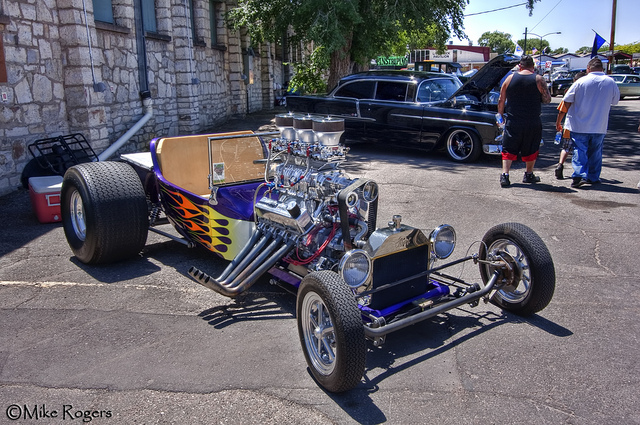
[{"x1": 1, "y1": 97, "x2": 639, "y2": 424}]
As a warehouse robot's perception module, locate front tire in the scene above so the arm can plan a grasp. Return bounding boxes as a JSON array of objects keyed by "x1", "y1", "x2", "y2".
[
  {"x1": 61, "y1": 162, "x2": 149, "y2": 264},
  {"x1": 296, "y1": 271, "x2": 366, "y2": 392},
  {"x1": 445, "y1": 128, "x2": 481, "y2": 162},
  {"x1": 478, "y1": 223, "x2": 555, "y2": 316}
]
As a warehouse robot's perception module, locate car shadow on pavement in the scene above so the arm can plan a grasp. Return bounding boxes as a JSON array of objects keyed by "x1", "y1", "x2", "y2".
[
  {"x1": 359, "y1": 308, "x2": 572, "y2": 392},
  {"x1": 198, "y1": 288, "x2": 296, "y2": 329},
  {"x1": 308, "y1": 309, "x2": 572, "y2": 425}
]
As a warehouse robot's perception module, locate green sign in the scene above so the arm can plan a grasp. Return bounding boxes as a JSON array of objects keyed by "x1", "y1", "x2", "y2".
[{"x1": 376, "y1": 56, "x2": 408, "y2": 67}]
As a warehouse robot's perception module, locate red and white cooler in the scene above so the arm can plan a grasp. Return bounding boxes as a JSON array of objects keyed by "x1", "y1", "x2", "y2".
[{"x1": 28, "y1": 176, "x2": 63, "y2": 223}]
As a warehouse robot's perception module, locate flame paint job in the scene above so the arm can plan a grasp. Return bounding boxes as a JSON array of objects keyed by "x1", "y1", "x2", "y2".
[{"x1": 158, "y1": 183, "x2": 257, "y2": 260}]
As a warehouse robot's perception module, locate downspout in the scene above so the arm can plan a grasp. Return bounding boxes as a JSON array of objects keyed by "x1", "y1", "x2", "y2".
[
  {"x1": 97, "y1": 0, "x2": 153, "y2": 161},
  {"x1": 98, "y1": 92, "x2": 153, "y2": 161}
]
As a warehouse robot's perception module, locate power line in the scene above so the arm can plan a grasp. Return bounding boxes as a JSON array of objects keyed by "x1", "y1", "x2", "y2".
[
  {"x1": 464, "y1": 2, "x2": 528, "y2": 17},
  {"x1": 530, "y1": 0, "x2": 564, "y2": 32}
]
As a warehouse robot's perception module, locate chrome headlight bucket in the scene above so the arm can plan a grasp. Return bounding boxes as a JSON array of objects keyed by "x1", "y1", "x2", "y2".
[
  {"x1": 429, "y1": 224, "x2": 456, "y2": 259},
  {"x1": 338, "y1": 249, "x2": 372, "y2": 288}
]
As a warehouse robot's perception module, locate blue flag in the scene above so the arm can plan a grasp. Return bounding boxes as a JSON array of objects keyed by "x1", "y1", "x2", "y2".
[{"x1": 591, "y1": 32, "x2": 606, "y2": 58}]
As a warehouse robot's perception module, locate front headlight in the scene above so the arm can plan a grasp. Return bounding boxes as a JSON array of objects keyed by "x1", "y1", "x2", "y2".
[
  {"x1": 429, "y1": 224, "x2": 456, "y2": 259},
  {"x1": 339, "y1": 249, "x2": 372, "y2": 288}
]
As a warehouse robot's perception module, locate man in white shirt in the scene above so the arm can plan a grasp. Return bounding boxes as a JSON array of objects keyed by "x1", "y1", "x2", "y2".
[{"x1": 562, "y1": 58, "x2": 620, "y2": 188}]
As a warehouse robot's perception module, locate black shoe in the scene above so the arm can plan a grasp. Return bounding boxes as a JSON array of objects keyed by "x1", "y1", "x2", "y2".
[
  {"x1": 554, "y1": 163, "x2": 564, "y2": 179},
  {"x1": 500, "y1": 173, "x2": 510, "y2": 187},
  {"x1": 522, "y1": 172, "x2": 540, "y2": 183},
  {"x1": 571, "y1": 177, "x2": 586, "y2": 188}
]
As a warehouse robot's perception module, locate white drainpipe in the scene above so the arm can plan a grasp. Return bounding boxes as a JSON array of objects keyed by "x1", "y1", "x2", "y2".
[{"x1": 98, "y1": 96, "x2": 153, "y2": 161}]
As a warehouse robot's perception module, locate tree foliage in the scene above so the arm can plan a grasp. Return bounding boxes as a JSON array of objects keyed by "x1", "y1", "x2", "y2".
[
  {"x1": 575, "y1": 46, "x2": 591, "y2": 55},
  {"x1": 478, "y1": 31, "x2": 515, "y2": 54},
  {"x1": 614, "y1": 42, "x2": 640, "y2": 55},
  {"x1": 226, "y1": 0, "x2": 539, "y2": 91},
  {"x1": 286, "y1": 46, "x2": 330, "y2": 94}
]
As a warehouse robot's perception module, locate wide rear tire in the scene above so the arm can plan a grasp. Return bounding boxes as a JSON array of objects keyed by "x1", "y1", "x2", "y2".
[
  {"x1": 478, "y1": 223, "x2": 555, "y2": 316},
  {"x1": 61, "y1": 162, "x2": 149, "y2": 264},
  {"x1": 296, "y1": 271, "x2": 366, "y2": 392}
]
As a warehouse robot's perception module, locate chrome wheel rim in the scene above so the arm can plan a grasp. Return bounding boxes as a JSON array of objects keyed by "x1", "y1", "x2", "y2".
[
  {"x1": 487, "y1": 238, "x2": 531, "y2": 303},
  {"x1": 301, "y1": 292, "x2": 336, "y2": 375},
  {"x1": 447, "y1": 130, "x2": 472, "y2": 160},
  {"x1": 70, "y1": 190, "x2": 87, "y2": 241}
]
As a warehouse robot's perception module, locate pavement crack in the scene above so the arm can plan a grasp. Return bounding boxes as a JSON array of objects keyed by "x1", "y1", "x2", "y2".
[{"x1": 594, "y1": 237, "x2": 617, "y2": 276}]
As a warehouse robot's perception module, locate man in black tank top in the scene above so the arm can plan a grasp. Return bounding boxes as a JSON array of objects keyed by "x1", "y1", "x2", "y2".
[{"x1": 496, "y1": 55, "x2": 551, "y2": 187}]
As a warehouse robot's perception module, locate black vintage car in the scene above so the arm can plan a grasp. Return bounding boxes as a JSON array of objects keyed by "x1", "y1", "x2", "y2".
[
  {"x1": 286, "y1": 54, "x2": 520, "y2": 162},
  {"x1": 550, "y1": 68, "x2": 586, "y2": 97}
]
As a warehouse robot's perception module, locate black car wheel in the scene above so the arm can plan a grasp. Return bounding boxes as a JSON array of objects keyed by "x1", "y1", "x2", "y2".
[
  {"x1": 478, "y1": 223, "x2": 555, "y2": 316},
  {"x1": 445, "y1": 128, "x2": 481, "y2": 162},
  {"x1": 297, "y1": 271, "x2": 366, "y2": 393},
  {"x1": 61, "y1": 162, "x2": 149, "y2": 264}
]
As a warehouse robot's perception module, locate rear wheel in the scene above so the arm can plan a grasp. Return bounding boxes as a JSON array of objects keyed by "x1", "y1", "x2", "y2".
[
  {"x1": 61, "y1": 162, "x2": 149, "y2": 264},
  {"x1": 446, "y1": 129, "x2": 481, "y2": 162},
  {"x1": 478, "y1": 223, "x2": 555, "y2": 316},
  {"x1": 297, "y1": 271, "x2": 366, "y2": 392}
]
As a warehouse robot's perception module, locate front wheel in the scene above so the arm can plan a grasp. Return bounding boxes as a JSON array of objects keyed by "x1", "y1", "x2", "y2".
[
  {"x1": 479, "y1": 223, "x2": 555, "y2": 316},
  {"x1": 296, "y1": 271, "x2": 366, "y2": 392},
  {"x1": 445, "y1": 129, "x2": 481, "y2": 163},
  {"x1": 61, "y1": 162, "x2": 149, "y2": 264}
]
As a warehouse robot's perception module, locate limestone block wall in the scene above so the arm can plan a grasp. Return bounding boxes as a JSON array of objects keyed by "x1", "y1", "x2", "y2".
[{"x1": 0, "y1": 0, "x2": 283, "y2": 196}]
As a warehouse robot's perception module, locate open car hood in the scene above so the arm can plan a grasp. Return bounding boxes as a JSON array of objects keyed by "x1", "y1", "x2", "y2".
[{"x1": 450, "y1": 54, "x2": 520, "y2": 101}]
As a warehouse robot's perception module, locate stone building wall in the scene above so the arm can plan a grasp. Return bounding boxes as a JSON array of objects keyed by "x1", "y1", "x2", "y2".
[{"x1": 0, "y1": 0, "x2": 283, "y2": 196}]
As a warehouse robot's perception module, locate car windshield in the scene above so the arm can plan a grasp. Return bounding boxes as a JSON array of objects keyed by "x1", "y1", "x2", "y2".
[
  {"x1": 612, "y1": 75, "x2": 625, "y2": 82},
  {"x1": 416, "y1": 78, "x2": 462, "y2": 102}
]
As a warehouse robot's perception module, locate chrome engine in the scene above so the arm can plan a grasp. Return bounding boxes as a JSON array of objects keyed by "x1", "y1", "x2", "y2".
[
  {"x1": 189, "y1": 113, "x2": 381, "y2": 297},
  {"x1": 256, "y1": 114, "x2": 378, "y2": 258}
]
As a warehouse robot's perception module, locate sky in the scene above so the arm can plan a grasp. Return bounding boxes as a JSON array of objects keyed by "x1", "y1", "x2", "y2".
[{"x1": 453, "y1": 0, "x2": 638, "y2": 53}]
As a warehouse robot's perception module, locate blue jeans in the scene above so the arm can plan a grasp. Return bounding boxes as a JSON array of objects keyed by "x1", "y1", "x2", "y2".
[{"x1": 571, "y1": 132, "x2": 605, "y2": 182}]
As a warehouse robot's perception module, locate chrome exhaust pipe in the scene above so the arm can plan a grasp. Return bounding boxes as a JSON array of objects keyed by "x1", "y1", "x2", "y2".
[
  {"x1": 226, "y1": 233, "x2": 284, "y2": 289},
  {"x1": 189, "y1": 236, "x2": 295, "y2": 298},
  {"x1": 188, "y1": 223, "x2": 297, "y2": 297},
  {"x1": 216, "y1": 229, "x2": 274, "y2": 286},
  {"x1": 215, "y1": 224, "x2": 264, "y2": 282}
]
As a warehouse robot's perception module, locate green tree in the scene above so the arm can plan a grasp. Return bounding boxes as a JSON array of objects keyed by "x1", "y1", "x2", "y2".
[
  {"x1": 614, "y1": 42, "x2": 640, "y2": 55},
  {"x1": 478, "y1": 31, "x2": 515, "y2": 54},
  {"x1": 575, "y1": 46, "x2": 592, "y2": 55},
  {"x1": 227, "y1": 0, "x2": 539, "y2": 91},
  {"x1": 551, "y1": 47, "x2": 568, "y2": 54}
]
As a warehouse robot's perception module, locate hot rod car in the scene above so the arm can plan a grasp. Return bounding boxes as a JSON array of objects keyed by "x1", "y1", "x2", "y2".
[{"x1": 60, "y1": 114, "x2": 555, "y2": 392}]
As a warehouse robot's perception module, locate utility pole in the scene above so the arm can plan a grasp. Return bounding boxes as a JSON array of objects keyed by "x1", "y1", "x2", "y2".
[
  {"x1": 523, "y1": 27, "x2": 527, "y2": 53},
  {"x1": 609, "y1": 0, "x2": 617, "y2": 73}
]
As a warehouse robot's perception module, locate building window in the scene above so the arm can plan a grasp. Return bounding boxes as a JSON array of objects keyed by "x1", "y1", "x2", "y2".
[
  {"x1": 93, "y1": 0, "x2": 114, "y2": 24},
  {"x1": 209, "y1": 0, "x2": 218, "y2": 46},
  {"x1": 141, "y1": 0, "x2": 157, "y2": 33}
]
